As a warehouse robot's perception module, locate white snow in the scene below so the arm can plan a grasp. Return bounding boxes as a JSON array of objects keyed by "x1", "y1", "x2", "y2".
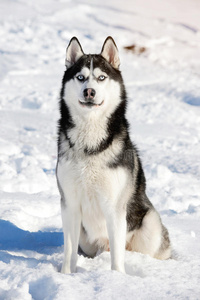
[{"x1": 0, "y1": 0, "x2": 200, "y2": 299}]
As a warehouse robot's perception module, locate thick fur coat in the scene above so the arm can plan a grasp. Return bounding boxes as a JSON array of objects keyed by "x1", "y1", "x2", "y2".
[{"x1": 56, "y1": 37, "x2": 171, "y2": 274}]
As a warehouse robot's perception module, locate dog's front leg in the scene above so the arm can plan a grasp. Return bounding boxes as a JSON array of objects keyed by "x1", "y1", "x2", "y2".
[
  {"x1": 106, "y1": 209, "x2": 126, "y2": 273},
  {"x1": 61, "y1": 203, "x2": 81, "y2": 274}
]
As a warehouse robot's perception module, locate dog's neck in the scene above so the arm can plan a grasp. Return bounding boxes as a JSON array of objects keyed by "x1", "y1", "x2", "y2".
[
  {"x1": 59, "y1": 98, "x2": 127, "y2": 156},
  {"x1": 67, "y1": 111, "x2": 109, "y2": 153}
]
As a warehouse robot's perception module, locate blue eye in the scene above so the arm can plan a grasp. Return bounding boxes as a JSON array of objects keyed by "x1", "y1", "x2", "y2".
[
  {"x1": 98, "y1": 75, "x2": 106, "y2": 81},
  {"x1": 77, "y1": 75, "x2": 85, "y2": 81}
]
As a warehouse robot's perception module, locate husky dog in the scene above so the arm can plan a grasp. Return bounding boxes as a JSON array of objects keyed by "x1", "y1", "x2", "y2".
[{"x1": 56, "y1": 36, "x2": 171, "y2": 274}]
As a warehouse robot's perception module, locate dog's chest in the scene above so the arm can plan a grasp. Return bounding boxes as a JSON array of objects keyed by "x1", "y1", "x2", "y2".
[
  {"x1": 68, "y1": 114, "x2": 108, "y2": 152},
  {"x1": 58, "y1": 155, "x2": 109, "y2": 239},
  {"x1": 72, "y1": 155, "x2": 110, "y2": 202},
  {"x1": 58, "y1": 152, "x2": 128, "y2": 241},
  {"x1": 80, "y1": 158, "x2": 108, "y2": 239}
]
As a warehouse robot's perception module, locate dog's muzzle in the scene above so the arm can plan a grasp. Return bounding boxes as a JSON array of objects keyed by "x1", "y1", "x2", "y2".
[
  {"x1": 79, "y1": 100, "x2": 104, "y2": 108},
  {"x1": 83, "y1": 88, "x2": 96, "y2": 101},
  {"x1": 79, "y1": 88, "x2": 104, "y2": 108}
]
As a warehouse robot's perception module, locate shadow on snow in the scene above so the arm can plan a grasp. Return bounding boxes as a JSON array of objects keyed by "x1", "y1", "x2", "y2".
[{"x1": 0, "y1": 219, "x2": 63, "y2": 254}]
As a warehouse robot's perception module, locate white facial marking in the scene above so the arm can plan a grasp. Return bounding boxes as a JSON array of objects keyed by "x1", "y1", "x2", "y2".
[
  {"x1": 64, "y1": 60, "x2": 122, "y2": 117},
  {"x1": 93, "y1": 68, "x2": 107, "y2": 80},
  {"x1": 90, "y1": 58, "x2": 94, "y2": 74},
  {"x1": 76, "y1": 67, "x2": 90, "y2": 80}
]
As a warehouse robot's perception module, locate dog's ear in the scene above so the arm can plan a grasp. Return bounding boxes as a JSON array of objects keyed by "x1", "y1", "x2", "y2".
[
  {"x1": 65, "y1": 37, "x2": 84, "y2": 68},
  {"x1": 101, "y1": 37, "x2": 120, "y2": 69}
]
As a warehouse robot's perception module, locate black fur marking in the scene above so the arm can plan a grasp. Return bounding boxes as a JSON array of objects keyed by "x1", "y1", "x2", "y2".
[
  {"x1": 57, "y1": 98, "x2": 75, "y2": 155},
  {"x1": 62, "y1": 54, "x2": 91, "y2": 85},
  {"x1": 160, "y1": 224, "x2": 171, "y2": 255},
  {"x1": 93, "y1": 55, "x2": 122, "y2": 82},
  {"x1": 126, "y1": 197, "x2": 150, "y2": 231},
  {"x1": 62, "y1": 54, "x2": 123, "y2": 86},
  {"x1": 126, "y1": 158, "x2": 153, "y2": 232},
  {"x1": 108, "y1": 133, "x2": 153, "y2": 232},
  {"x1": 108, "y1": 137, "x2": 136, "y2": 171}
]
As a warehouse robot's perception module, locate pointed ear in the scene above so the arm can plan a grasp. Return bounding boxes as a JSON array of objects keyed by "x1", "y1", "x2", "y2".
[
  {"x1": 101, "y1": 37, "x2": 120, "y2": 69},
  {"x1": 65, "y1": 37, "x2": 84, "y2": 68}
]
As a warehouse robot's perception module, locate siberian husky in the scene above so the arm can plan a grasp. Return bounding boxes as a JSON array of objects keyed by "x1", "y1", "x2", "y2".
[{"x1": 56, "y1": 36, "x2": 171, "y2": 274}]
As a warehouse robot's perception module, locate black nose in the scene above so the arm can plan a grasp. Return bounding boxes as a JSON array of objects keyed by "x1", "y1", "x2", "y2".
[{"x1": 83, "y1": 88, "x2": 96, "y2": 100}]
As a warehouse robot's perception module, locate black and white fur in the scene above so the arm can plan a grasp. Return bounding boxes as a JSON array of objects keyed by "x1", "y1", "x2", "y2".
[{"x1": 56, "y1": 37, "x2": 171, "y2": 274}]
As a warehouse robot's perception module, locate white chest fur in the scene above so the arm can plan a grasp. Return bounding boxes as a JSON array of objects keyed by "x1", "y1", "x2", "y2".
[{"x1": 57, "y1": 150, "x2": 129, "y2": 244}]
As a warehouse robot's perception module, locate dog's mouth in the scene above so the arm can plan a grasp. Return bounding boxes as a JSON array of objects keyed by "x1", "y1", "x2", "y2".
[{"x1": 79, "y1": 100, "x2": 104, "y2": 108}]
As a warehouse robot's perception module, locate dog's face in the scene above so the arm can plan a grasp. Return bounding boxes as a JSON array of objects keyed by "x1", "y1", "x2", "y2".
[{"x1": 62, "y1": 37, "x2": 124, "y2": 118}]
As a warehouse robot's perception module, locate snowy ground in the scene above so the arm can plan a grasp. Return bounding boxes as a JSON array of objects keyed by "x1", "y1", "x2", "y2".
[{"x1": 0, "y1": 0, "x2": 200, "y2": 299}]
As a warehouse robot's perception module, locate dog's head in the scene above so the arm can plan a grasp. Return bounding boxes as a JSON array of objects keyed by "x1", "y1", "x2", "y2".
[{"x1": 61, "y1": 37, "x2": 125, "y2": 118}]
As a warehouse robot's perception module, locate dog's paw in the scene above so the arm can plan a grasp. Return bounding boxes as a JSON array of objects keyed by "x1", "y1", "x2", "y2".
[
  {"x1": 111, "y1": 264, "x2": 125, "y2": 273},
  {"x1": 61, "y1": 263, "x2": 77, "y2": 274},
  {"x1": 60, "y1": 266, "x2": 71, "y2": 274}
]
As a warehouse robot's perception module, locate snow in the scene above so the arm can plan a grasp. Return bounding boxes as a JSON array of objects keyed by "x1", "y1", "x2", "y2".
[{"x1": 0, "y1": 0, "x2": 200, "y2": 298}]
